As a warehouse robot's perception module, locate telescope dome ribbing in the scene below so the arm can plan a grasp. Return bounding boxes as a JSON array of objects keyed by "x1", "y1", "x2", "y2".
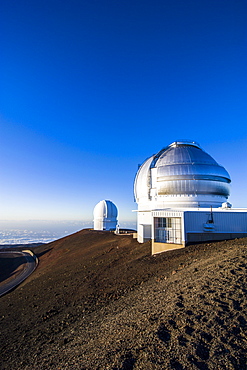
[{"x1": 134, "y1": 141, "x2": 231, "y2": 208}]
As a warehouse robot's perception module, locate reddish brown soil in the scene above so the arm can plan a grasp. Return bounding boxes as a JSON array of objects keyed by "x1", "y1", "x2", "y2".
[{"x1": 0, "y1": 229, "x2": 246, "y2": 369}]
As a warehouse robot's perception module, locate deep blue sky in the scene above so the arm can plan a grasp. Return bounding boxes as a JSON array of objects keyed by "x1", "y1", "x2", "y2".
[{"x1": 1, "y1": 0, "x2": 247, "y2": 223}]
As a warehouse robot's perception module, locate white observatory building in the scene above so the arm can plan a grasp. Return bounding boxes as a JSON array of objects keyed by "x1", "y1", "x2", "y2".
[
  {"x1": 134, "y1": 140, "x2": 247, "y2": 254},
  {"x1": 93, "y1": 200, "x2": 118, "y2": 231}
]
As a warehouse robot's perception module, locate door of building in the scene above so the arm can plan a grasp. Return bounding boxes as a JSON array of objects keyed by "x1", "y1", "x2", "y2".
[{"x1": 155, "y1": 217, "x2": 181, "y2": 244}]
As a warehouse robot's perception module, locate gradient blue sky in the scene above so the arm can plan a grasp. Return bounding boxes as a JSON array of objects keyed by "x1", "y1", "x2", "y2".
[{"x1": 1, "y1": 0, "x2": 247, "y2": 224}]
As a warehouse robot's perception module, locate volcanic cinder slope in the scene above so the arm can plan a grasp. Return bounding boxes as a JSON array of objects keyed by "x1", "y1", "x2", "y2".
[{"x1": 0, "y1": 229, "x2": 247, "y2": 369}]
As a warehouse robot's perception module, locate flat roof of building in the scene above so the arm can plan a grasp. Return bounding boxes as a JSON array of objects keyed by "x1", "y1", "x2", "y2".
[{"x1": 151, "y1": 207, "x2": 247, "y2": 213}]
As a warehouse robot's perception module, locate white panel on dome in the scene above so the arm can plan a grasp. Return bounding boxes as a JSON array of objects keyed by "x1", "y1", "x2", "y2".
[{"x1": 134, "y1": 155, "x2": 154, "y2": 202}]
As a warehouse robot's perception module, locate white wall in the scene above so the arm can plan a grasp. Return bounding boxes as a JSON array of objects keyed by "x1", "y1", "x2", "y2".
[{"x1": 137, "y1": 211, "x2": 152, "y2": 242}]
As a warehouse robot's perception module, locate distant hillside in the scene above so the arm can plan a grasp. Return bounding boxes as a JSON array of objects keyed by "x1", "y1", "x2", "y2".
[
  {"x1": 0, "y1": 229, "x2": 246, "y2": 369},
  {"x1": 0, "y1": 242, "x2": 45, "y2": 249}
]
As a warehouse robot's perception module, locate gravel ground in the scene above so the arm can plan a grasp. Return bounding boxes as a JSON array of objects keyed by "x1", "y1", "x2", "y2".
[{"x1": 0, "y1": 230, "x2": 246, "y2": 369}]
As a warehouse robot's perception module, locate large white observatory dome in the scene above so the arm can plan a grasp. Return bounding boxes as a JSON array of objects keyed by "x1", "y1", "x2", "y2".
[
  {"x1": 134, "y1": 141, "x2": 231, "y2": 208},
  {"x1": 93, "y1": 200, "x2": 118, "y2": 231}
]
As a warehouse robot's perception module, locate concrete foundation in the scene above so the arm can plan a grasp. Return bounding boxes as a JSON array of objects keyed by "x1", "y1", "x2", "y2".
[{"x1": 152, "y1": 241, "x2": 185, "y2": 255}]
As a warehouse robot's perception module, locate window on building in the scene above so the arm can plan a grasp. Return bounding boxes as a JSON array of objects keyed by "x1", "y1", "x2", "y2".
[{"x1": 154, "y1": 217, "x2": 181, "y2": 244}]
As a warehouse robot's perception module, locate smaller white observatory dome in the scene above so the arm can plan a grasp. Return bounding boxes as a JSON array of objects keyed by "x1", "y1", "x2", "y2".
[{"x1": 93, "y1": 200, "x2": 118, "y2": 231}]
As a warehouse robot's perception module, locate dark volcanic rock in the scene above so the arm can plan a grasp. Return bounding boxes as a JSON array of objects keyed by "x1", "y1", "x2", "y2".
[{"x1": 0, "y1": 229, "x2": 247, "y2": 369}]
